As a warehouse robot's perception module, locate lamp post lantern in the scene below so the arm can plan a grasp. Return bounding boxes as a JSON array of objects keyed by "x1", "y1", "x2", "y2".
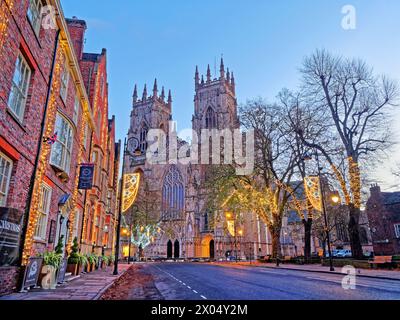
[
  {"x1": 303, "y1": 150, "x2": 335, "y2": 272},
  {"x1": 114, "y1": 137, "x2": 141, "y2": 275}
]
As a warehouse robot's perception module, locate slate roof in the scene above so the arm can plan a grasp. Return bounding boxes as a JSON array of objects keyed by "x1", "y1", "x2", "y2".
[{"x1": 382, "y1": 192, "x2": 400, "y2": 205}]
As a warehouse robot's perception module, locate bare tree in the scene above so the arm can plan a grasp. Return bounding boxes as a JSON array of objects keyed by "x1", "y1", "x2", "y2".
[
  {"x1": 298, "y1": 49, "x2": 399, "y2": 259},
  {"x1": 207, "y1": 99, "x2": 301, "y2": 260}
]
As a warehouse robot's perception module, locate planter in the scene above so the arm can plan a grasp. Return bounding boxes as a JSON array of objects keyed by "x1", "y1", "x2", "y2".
[
  {"x1": 67, "y1": 263, "x2": 82, "y2": 276},
  {"x1": 41, "y1": 265, "x2": 57, "y2": 290},
  {"x1": 85, "y1": 263, "x2": 93, "y2": 273}
]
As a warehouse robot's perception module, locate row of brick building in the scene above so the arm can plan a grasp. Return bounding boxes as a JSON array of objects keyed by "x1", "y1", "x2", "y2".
[{"x1": 0, "y1": 0, "x2": 120, "y2": 295}]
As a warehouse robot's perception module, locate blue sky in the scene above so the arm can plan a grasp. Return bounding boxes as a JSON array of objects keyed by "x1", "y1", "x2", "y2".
[{"x1": 62, "y1": 0, "x2": 400, "y2": 190}]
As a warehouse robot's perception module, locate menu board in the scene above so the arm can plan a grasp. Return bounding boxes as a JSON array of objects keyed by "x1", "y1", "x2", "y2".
[{"x1": 0, "y1": 207, "x2": 24, "y2": 267}]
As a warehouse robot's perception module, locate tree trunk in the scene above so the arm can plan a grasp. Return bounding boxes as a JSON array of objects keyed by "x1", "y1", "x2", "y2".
[
  {"x1": 303, "y1": 218, "x2": 312, "y2": 263},
  {"x1": 348, "y1": 204, "x2": 364, "y2": 259},
  {"x1": 321, "y1": 238, "x2": 327, "y2": 259},
  {"x1": 271, "y1": 228, "x2": 282, "y2": 260}
]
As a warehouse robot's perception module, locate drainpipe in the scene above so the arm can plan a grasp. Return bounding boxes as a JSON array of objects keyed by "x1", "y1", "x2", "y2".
[{"x1": 19, "y1": 29, "x2": 61, "y2": 268}]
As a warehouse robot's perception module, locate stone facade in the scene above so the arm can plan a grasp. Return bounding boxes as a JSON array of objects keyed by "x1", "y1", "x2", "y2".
[{"x1": 125, "y1": 61, "x2": 276, "y2": 260}]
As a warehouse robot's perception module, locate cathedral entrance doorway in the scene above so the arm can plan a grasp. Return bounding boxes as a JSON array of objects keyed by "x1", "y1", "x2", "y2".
[
  {"x1": 209, "y1": 240, "x2": 215, "y2": 259},
  {"x1": 201, "y1": 235, "x2": 214, "y2": 258},
  {"x1": 167, "y1": 240, "x2": 173, "y2": 259},
  {"x1": 174, "y1": 240, "x2": 180, "y2": 258}
]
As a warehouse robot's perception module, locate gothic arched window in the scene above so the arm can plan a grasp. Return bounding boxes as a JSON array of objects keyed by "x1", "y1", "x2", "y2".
[
  {"x1": 139, "y1": 124, "x2": 148, "y2": 152},
  {"x1": 205, "y1": 107, "x2": 217, "y2": 129},
  {"x1": 162, "y1": 166, "x2": 184, "y2": 220}
]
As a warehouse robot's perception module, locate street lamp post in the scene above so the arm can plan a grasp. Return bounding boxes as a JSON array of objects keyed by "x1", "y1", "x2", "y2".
[
  {"x1": 304, "y1": 150, "x2": 335, "y2": 272},
  {"x1": 128, "y1": 229, "x2": 131, "y2": 264},
  {"x1": 114, "y1": 137, "x2": 141, "y2": 275}
]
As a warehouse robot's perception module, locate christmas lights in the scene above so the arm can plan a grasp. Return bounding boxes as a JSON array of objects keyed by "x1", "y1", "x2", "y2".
[
  {"x1": 22, "y1": 48, "x2": 64, "y2": 265},
  {"x1": 66, "y1": 103, "x2": 87, "y2": 253},
  {"x1": 304, "y1": 176, "x2": 322, "y2": 212},
  {"x1": 130, "y1": 224, "x2": 159, "y2": 249},
  {"x1": 348, "y1": 157, "x2": 361, "y2": 209},
  {"x1": 330, "y1": 164, "x2": 351, "y2": 205},
  {"x1": 121, "y1": 173, "x2": 140, "y2": 213},
  {"x1": 0, "y1": 0, "x2": 14, "y2": 53}
]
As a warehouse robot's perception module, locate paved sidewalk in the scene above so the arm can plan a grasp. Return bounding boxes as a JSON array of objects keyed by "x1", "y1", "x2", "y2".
[
  {"x1": 214, "y1": 261, "x2": 400, "y2": 281},
  {"x1": 0, "y1": 264, "x2": 132, "y2": 300}
]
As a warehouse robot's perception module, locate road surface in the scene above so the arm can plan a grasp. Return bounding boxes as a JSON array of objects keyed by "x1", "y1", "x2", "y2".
[{"x1": 138, "y1": 262, "x2": 400, "y2": 300}]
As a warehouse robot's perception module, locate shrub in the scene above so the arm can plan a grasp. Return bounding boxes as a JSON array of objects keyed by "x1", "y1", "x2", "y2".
[
  {"x1": 102, "y1": 255, "x2": 110, "y2": 265},
  {"x1": 42, "y1": 251, "x2": 63, "y2": 269},
  {"x1": 68, "y1": 237, "x2": 80, "y2": 265},
  {"x1": 86, "y1": 253, "x2": 99, "y2": 265},
  {"x1": 55, "y1": 235, "x2": 64, "y2": 255}
]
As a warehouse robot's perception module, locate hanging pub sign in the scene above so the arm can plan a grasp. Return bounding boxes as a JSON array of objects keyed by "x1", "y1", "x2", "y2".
[
  {"x1": 0, "y1": 207, "x2": 24, "y2": 267},
  {"x1": 78, "y1": 163, "x2": 95, "y2": 190},
  {"x1": 57, "y1": 258, "x2": 68, "y2": 284},
  {"x1": 20, "y1": 257, "x2": 43, "y2": 292}
]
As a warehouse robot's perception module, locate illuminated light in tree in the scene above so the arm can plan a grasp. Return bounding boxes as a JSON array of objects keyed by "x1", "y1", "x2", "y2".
[{"x1": 130, "y1": 224, "x2": 159, "y2": 250}]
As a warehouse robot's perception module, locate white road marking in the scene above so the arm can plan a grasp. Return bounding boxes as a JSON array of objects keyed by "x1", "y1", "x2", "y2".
[{"x1": 154, "y1": 265, "x2": 208, "y2": 300}]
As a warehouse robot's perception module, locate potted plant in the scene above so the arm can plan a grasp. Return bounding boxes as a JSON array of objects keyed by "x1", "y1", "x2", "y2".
[
  {"x1": 108, "y1": 255, "x2": 115, "y2": 267},
  {"x1": 101, "y1": 255, "x2": 109, "y2": 269},
  {"x1": 67, "y1": 237, "x2": 82, "y2": 276},
  {"x1": 86, "y1": 253, "x2": 98, "y2": 272},
  {"x1": 40, "y1": 251, "x2": 62, "y2": 290}
]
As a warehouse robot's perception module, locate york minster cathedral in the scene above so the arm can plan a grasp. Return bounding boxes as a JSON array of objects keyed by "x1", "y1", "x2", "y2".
[{"x1": 124, "y1": 59, "x2": 315, "y2": 260}]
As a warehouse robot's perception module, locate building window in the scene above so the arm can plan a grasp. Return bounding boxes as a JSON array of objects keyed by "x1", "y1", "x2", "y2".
[
  {"x1": 34, "y1": 183, "x2": 52, "y2": 240},
  {"x1": 139, "y1": 124, "x2": 148, "y2": 152},
  {"x1": 395, "y1": 224, "x2": 400, "y2": 239},
  {"x1": 50, "y1": 113, "x2": 73, "y2": 173},
  {"x1": 0, "y1": 152, "x2": 13, "y2": 207},
  {"x1": 205, "y1": 107, "x2": 217, "y2": 129},
  {"x1": 8, "y1": 54, "x2": 32, "y2": 122},
  {"x1": 60, "y1": 58, "x2": 70, "y2": 101},
  {"x1": 27, "y1": 0, "x2": 43, "y2": 36},
  {"x1": 73, "y1": 95, "x2": 80, "y2": 125},
  {"x1": 162, "y1": 166, "x2": 184, "y2": 220}
]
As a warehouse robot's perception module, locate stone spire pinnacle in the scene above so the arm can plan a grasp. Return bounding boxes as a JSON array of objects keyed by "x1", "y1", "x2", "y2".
[
  {"x1": 195, "y1": 65, "x2": 199, "y2": 86},
  {"x1": 133, "y1": 84, "x2": 138, "y2": 103},
  {"x1": 201, "y1": 75, "x2": 204, "y2": 85},
  {"x1": 226, "y1": 68, "x2": 231, "y2": 82},
  {"x1": 207, "y1": 64, "x2": 211, "y2": 83},
  {"x1": 153, "y1": 78, "x2": 158, "y2": 98},
  {"x1": 220, "y1": 57, "x2": 225, "y2": 79},
  {"x1": 168, "y1": 89, "x2": 172, "y2": 104},
  {"x1": 161, "y1": 86, "x2": 165, "y2": 100},
  {"x1": 231, "y1": 72, "x2": 235, "y2": 93},
  {"x1": 142, "y1": 84, "x2": 147, "y2": 101}
]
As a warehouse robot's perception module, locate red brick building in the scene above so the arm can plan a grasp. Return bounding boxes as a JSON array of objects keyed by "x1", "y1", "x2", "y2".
[
  {"x1": 0, "y1": 0, "x2": 120, "y2": 295},
  {"x1": 366, "y1": 184, "x2": 400, "y2": 256}
]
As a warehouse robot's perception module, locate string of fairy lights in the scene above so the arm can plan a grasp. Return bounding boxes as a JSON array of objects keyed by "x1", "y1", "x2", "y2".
[
  {"x1": 66, "y1": 95, "x2": 87, "y2": 253},
  {"x1": 348, "y1": 157, "x2": 361, "y2": 209},
  {"x1": 0, "y1": 0, "x2": 14, "y2": 55},
  {"x1": 22, "y1": 47, "x2": 64, "y2": 265}
]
